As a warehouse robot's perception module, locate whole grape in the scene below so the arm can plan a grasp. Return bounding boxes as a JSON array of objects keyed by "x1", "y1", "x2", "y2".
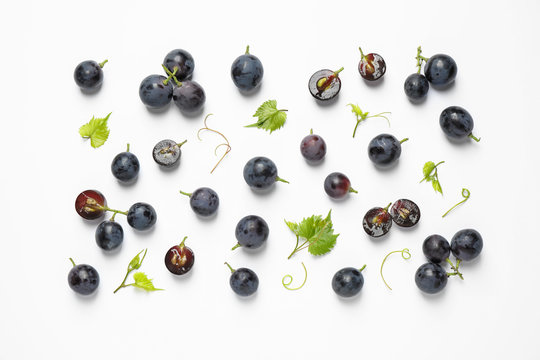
[
  {"x1": 172, "y1": 81, "x2": 206, "y2": 114},
  {"x1": 424, "y1": 54, "x2": 457, "y2": 86},
  {"x1": 74, "y1": 60, "x2": 106, "y2": 90},
  {"x1": 451, "y1": 229, "x2": 483, "y2": 261},
  {"x1": 127, "y1": 202, "x2": 157, "y2": 230},
  {"x1": 422, "y1": 235, "x2": 450, "y2": 263},
  {"x1": 300, "y1": 130, "x2": 326, "y2": 162},
  {"x1": 188, "y1": 187, "x2": 219, "y2": 217},
  {"x1": 243, "y1": 156, "x2": 287, "y2": 190},
  {"x1": 231, "y1": 46, "x2": 264, "y2": 92},
  {"x1": 111, "y1": 146, "x2": 140, "y2": 182},
  {"x1": 332, "y1": 267, "x2": 364, "y2": 297},
  {"x1": 68, "y1": 259, "x2": 100, "y2": 295},
  {"x1": 163, "y1": 49, "x2": 194, "y2": 81},
  {"x1": 404, "y1": 73, "x2": 429, "y2": 101},
  {"x1": 139, "y1": 74, "x2": 173, "y2": 109},
  {"x1": 439, "y1": 106, "x2": 478, "y2": 141},
  {"x1": 415, "y1": 263, "x2": 448, "y2": 294},
  {"x1": 234, "y1": 215, "x2": 269, "y2": 250},
  {"x1": 225, "y1": 263, "x2": 259, "y2": 297},
  {"x1": 95, "y1": 220, "x2": 123, "y2": 251}
]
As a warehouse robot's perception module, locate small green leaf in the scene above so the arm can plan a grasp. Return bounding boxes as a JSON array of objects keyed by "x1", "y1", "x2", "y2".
[
  {"x1": 284, "y1": 220, "x2": 299, "y2": 234},
  {"x1": 423, "y1": 161, "x2": 436, "y2": 178},
  {"x1": 132, "y1": 272, "x2": 163, "y2": 292},
  {"x1": 347, "y1": 103, "x2": 363, "y2": 118},
  {"x1": 79, "y1": 112, "x2": 111, "y2": 148},
  {"x1": 246, "y1": 100, "x2": 287, "y2": 133},
  {"x1": 286, "y1": 210, "x2": 339, "y2": 258},
  {"x1": 432, "y1": 180, "x2": 443, "y2": 194},
  {"x1": 128, "y1": 249, "x2": 146, "y2": 271}
]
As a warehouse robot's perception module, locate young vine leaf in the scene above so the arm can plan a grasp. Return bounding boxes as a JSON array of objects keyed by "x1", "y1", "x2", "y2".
[
  {"x1": 347, "y1": 104, "x2": 390, "y2": 137},
  {"x1": 245, "y1": 100, "x2": 287, "y2": 133},
  {"x1": 285, "y1": 210, "x2": 339, "y2": 259},
  {"x1": 420, "y1": 160, "x2": 445, "y2": 195},
  {"x1": 114, "y1": 249, "x2": 163, "y2": 293},
  {"x1": 132, "y1": 272, "x2": 163, "y2": 292},
  {"x1": 79, "y1": 112, "x2": 111, "y2": 148}
]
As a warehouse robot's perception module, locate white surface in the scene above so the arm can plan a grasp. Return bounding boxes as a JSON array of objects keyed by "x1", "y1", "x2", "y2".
[{"x1": 1, "y1": 0, "x2": 539, "y2": 359}]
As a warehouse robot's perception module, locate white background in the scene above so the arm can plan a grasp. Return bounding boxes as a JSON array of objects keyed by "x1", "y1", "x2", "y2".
[{"x1": 1, "y1": 0, "x2": 539, "y2": 359}]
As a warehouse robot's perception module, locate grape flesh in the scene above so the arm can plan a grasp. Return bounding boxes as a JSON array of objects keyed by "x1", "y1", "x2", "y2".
[
  {"x1": 163, "y1": 49, "x2": 194, "y2": 81},
  {"x1": 358, "y1": 53, "x2": 386, "y2": 81},
  {"x1": 424, "y1": 54, "x2": 457, "y2": 86},
  {"x1": 415, "y1": 263, "x2": 448, "y2": 294},
  {"x1": 95, "y1": 220, "x2": 123, "y2": 251},
  {"x1": 68, "y1": 263, "x2": 100, "y2": 295},
  {"x1": 139, "y1": 74, "x2": 173, "y2": 109},
  {"x1": 172, "y1": 80, "x2": 206, "y2": 114},
  {"x1": 189, "y1": 187, "x2": 219, "y2": 217},
  {"x1": 404, "y1": 73, "x2": 429, "y2": 101},
  {"x1": 324, "y1": 172, "x2": 353, "y2": 199},
  {"x1": 111, "y1": 151, "x2": 140, "y2": 182},
  {"x1": 152, "y1": 139, "x2": 182, "y2": 167},
  {"x1": 422, "y1": 234, "x2": 450, "y2": 263},
  {"x1": 75, "y1": 190, "x2": 106, "y2": 220},
  {"x1": 164, "y1": 243, "x2": 195, "y2": 275},
  {"x1": 235, "y1": 215, "x2": 269, "y2": 249},
  {"x1": 332, "y1": 267, "x2": 364, "y2": 297},
  {"x1": 127, "y1": 202, "x2": 157, "y2": 230},
  {"x1": 74, "y1": 60, "x2": 103, "y2": 90},
  {"x1": 229, "y1": 268, "x2": 259, "y2": 296},
  {"x1": 300, "y1": 133, "x2": 326, "y2": 162},
  {"x1": 231, "y1": 52, "x2": 264, "y2": 92},
  {"x1": 308, "y1": 69, "x2": 341, "y2": 101},
  {"x1": 367, "y1": 134, "x2": 402, "y2": 166},
  {"x1": 362, "y1": 207, "x2": 392, "y2": 237},
  {"x1": 439, "y1": 106, "x2": 475, "y2": 141},
  {"x1": 451, "y1": 229, "x2": 483, "y2": 261},
  {"x1": 390, "y1": 199, "x2": 420, "y2": 227},
  {"x1": 243, "y1": 156, "x2": 279, "y2": 190}
]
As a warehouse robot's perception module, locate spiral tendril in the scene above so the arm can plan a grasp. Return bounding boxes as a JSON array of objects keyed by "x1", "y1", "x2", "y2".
[
  {"x1": 282, "y1": 262, "x2": 308, "y2": 291},
  {"x1": 380, "y1": 248, "x2": 411, "y2": 290}
]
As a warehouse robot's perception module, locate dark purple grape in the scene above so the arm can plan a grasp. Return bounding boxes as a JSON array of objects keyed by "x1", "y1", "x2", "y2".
[
  {"x1": 308, "y1": 68, "x2": 342, "y2": 101},
  {"x1": 225, "y1": 263, "x2": 259, "y2": 297},
  {"x1": 300, "y1": 130, "x2": 326, "y2": 162},
  {"x1": 172, "y1": 80, "x2": 206, "y2": 114},
  {"x1": 68, "y1": 259, "x2": 100, "y2": 295},
  {"x1": 233, "y1": 215, "x2": 269, "y2": 250},
  {"x1": 243, "y1": 156, "x2": 288, "y2": 190},
  {"x1": 324, "y1": 172, "x2": 356, "y2": 199},
  {"x1": 415, "y1": 263, "x2": 447, "y2": 294},
  {"x1": 95, "y1": 220, "x2": 123, "y2": 251},
  {"x1": 422, "y1": 235, "x2": 450, "y2": 263},
  {"x1": 111, "y1": 145, "x2": 140, "y2": 182},
  {"x1": 404, "y1": 73, "x2": 429, "y2": 101},
  {"x1": 390, "y1": 199, "x2": 420, "y2": 227},
  {"x1": 139, "y1": 74, "x2": 173, "y2": 109},
  {"x1": 424, "y1": 54, "x2": 457, "y2": 87},
  {"x1": 358, "y1": 47, "x2": 386, "y2": 81},
  {"x1": 367, "y1": 134, "x2": 407, "y2": 167},
  {"x1": 332, "y1": 267, "x2": 365, "y2": 297},
  {"x1": 127, "y1": 202, "x2": 157, "y2": 231},
  {"x1": 451, "y1": 229, "x2": 483, "y2": 261},
  {"x1": 74, "y1": 60, "x2": 106, "y2": 90},
  {"x1": 163, "y1": 49, "x2": 194, "y2": 81},
  {"x1": 362, "y1": 205, "x2": 392, "y2": 237},
  {"x1": 231, "y1": 46, "x2": 263, "y2": 92},
  {"x1": 180, "y1": 187, "x2": 219, "y2": 217},
  {"x1": 440, "y1": 106, "x2": 479, "y2": 142},
  {"x1": 164, "y1": 237, "x2": 195, "y2": 275}
]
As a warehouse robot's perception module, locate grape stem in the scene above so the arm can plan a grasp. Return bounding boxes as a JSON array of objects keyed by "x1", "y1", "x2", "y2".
[
  {"x1": 358, "y1": 46, "x2": 366, "y2": 60},
  {"x1": 348, "y1": 104, "x2": 391, "y2": 138},
  {"x1": 282, "y1": 262, "x2": 308, "y2": 290},
  {"x1": 245, "y1": 45, "x2": 250, "y2": 54},
  {"x1": 197, "y1": 114, "x2": 231, "y2": 174},
  {"x1": 317, "y1": 67, "x2": 344, "y2": 94},
  {"x1": 276, "y1": 176, "x2": 290, "y2": 184},
  {"x1": 102, "y1": 206, "x2": 128, "y2": 216},
  {"x1": 179, "y1": 190, "x2": 192, "y2": 197},
  {"x1": 114, "y1": 249, "x2": 148, "y2": 293},
  {"x1": 99, "y1": 59, "x2": 108, "y2": 68},
  {"x1": 415, "y1": 46, "x2": 429, "y2": 73},
  {"x1": 69, "y1": 258, "x2": 76, "y2": 267},
  {"x1": 161, "y1": 64, "x2": 181, "y2": 86},
  {"x1": 400, "y1": 138, "x2": 409, "y2": 144},
  {"x1": 231, "y1": 243, "x2": 241, "y2": 251},
  {"x1": 469, "y1": 133, "x2": 481, "y2": 142},
  {"x1": 287, "y1": 235, "x2": 311, "y2": 259},
  {"x1": 179, "y1": 236, "x2": 188, "y2": 247},
  {"x1": 126, "y1": 143, "x2": 130, "y2": 152},
  {"x1": 380, "y1": 248, "x2": 411, "y2": 290},
  {"x1": 442, "y1": 188, "x2": 471, "y2": 217},
  {"x1": 224, "y1": 262, "x2": 235, "y2": 274},
  {"x1": 446, "y1": 258, "x2": 464, "y2": 279}
]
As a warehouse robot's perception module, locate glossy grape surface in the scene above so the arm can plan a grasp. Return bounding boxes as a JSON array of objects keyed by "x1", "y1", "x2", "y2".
[
  {"x1": 367, "y1": 134, "x2": 402, "y2": 166},
  {"x1": 362, "y1": 207, "x2": 392, "y2": 237},
  {"x1": 75, "y1": 190, "x2": 106, "y2": 220},
  {"x1": 439, "y1": 106, "x2": 475, "y2": 141},
  {"x1": 152, "y1": 139, "x2": 182, "y2": 167},
  {"x1": 165, "y1": 243, "x2": 195, "y2": 275},
  {"x1": 243, "y1": 156, "x2": 279, "y2": 190},
  {"x1": 111, "y1": 151, "x2": 140, "y2": 182},
  {"x1": 324, "y1": 172, "x2": 353, "y2": 199},
  {"x1": 139, "y1": 74, "x2": 173, "y2": 109},
  {"x1": 68, "y1": 263, "x2": 100, "y2": 295},
  {"x1": 231, "y1": 51, "x2": 264, "y2": 92},
  {"x1": 390, "y1": 199, "x2": 420, "y2": 227},
  {"x1": 229, "y1": 268, "x2": 259, "y2": 296},
  {"x1": 422, "y1": 234, "x2": 450, "y2": 263},
  {"x1": 308, "y1": 69, "x2": 341, "y2": 101},
  {"x1": 127, "y1": 202, "x2": 157, "y2": 230},
  {"x1": 189, "y1": 187, "x2": 219, "y2": 217},
  {"x1": 163, "y1": 49, "x2": 194, "y2": 81},
  {"x1": 415, "y1": 263, "x2": 448, "y2": 294},
  {"x1": 300, "y1": 133, "x2": 326, "y2": 162},
  {"x1": 404, "y1": 73, "x2": 429, "y2": 101},
  {"x1": 95, "y1": 220, "x2": 123, "y2": 251},
  {"x1": 235, "y1": 215, "x2": 269, "y2": 249},
  {"x1": 332, "y1": 267, "x2": 364, "y2": 297},
  {"x1": 358, "y1": 53, "x2": 386, "y2": 81},
  {"x1": 451, "y1": 229, "x2": 483, "y2": 261},
  {"x1": 424, "y1": 54, "x2": 457, "y2": 86},
  {"x1": 172, "y1": 80, "x2": 206, "y2": 113},
  {"x1": 74, "y1": 60, "x2": 103, "y2": 90}
]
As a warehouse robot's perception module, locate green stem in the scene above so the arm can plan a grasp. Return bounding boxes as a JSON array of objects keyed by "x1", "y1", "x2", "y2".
[
  {"x1": 359, "y1": 264, "x2": 367, "y2": 272},
  {"x1": 310, "y1": 129, "x2": 313, "y2": 135},
  {"x1": 358, "y1": 46, "x2": 366, "y2": 60},
  {"x1": 103, "y1": 206, "x2": 128, "y2": 216},
  {"x1": 69, "y1": 258, "x2": 76, "y2": 267},
  {"x1": 179, "y1": 190, "x2": 192, "y2": 197},
  {"x1": 177, "y1": 139, "x2": 188, "y2": 147},
  {"x1": 224, "y1": 262, "x2": 235, "y2": 274},
  {"x1": 231, "y1": 243, "x2": 241, "y2": 251},
  {"x1": 442, "y1": 188, "x2": 471, "y2": 218},
  {"x1": 383, "y1": 202, "x2": 392, "y2": 212},
  {"x1": 349, "y1": 186, "x2": 358, "y2": 194},
  {"x1": 352, "y1": 120, "x2": 361, "y2": 138},
  {"x1": 245, "y1": 45, "x2": 250, "y2": 54},
  {"x1": 179, "y1": 236, "x2": 188, "y2": 247},
  {"x1": 276, "y1": 176, "x2": 289, "y2": 184},
  {"x1": 110, "y1": 212, "x2": 117, "y2": 222},
  {"x1": 113, "y1": 271, "x2": 131, "y2": 294},
  {"x1": 400, "y1": 138, "x2": 409, "y2": 144},
  {"x1": 126, "y1": 143, "x2": 130, "y2": 152},
  {"x1": 380, "y1": 248, "x2": 411, "y2": 290},
  {"x1": 334, "y1": 67, "x2": 344, "y2": 76},
  {"x1": 415, "y1": 46, "x2": 429, "y2": 73},
  {"x1": 99, "y1": 59, "x2": 108, "y2": 68},
  {"x1": 445, "y1": 258, "x2": 464, "y2": 280},
  {"x1": 161, "y1": 64, "x2": 181, "y2": 86},
  {"x1": 282, "y1": 262, "x2": 308, "y2": 290},
  {"x1": 469, "y1": 133, "x2": 481, "y2": 142},
  {"x1": 287, "y1": 236, "x2": 304, "y2": 259}
]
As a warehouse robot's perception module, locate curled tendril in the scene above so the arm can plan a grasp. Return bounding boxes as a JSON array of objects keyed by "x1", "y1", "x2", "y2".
[
  {"x1": 380, "y1": 248, "x2": 411, "y2": 290},
  {"x1": 282, "y1": 262, "x2": 308, "y2": 291},
  {"x1": 442, "y1": 188, "x2": 471, "y2": 218},
  {"x1": 197, "y1": 114, "x2": 231, "y2": 174}
]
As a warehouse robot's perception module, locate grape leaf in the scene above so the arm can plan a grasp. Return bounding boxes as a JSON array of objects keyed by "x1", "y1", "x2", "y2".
[
  {"x1": 432, "y1": 180, "x2": 443, "y2": 194},
  {"x1": 348, "y1": 103, "x2": 364, "y2": 118},
  {"x1": 79, "y1": 112, "x2": 111, "y2": 148},
  {"x1": 245, "y1": 100, "x2": 287, "y2": 133},
  {"x1": 423, "y1": 161, "x2": 436, "y2": 178},
  {"x1": 285, "y1": 210, "x2": 339, "y2": 258},
  {"x1": 132, "y1": 272, "x2": 163, "y2": 292},
  {"x1": 128, "y1": 249, "x2": 147, "y2": 271}
]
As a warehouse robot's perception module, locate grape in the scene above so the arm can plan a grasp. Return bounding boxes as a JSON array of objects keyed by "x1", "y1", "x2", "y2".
[
  {"x1": 187, "y1": 187, "x2": 219, "y2": 217},
  {"x1": 451, "y1": 229, "x2": 483, "y2": 261},
  {"x1": 111, "y1": 146, "x2": 140, "y2": 182},
  {"x1": 367, "y1": 134, "x2": 406, "y2": 166},
  {"x1": 424, "y1": 54, "x2": 457, "y2": 87},
  {"x1": 324, "y1": 172, "x2": 356, "y2": 199},
  {"x1": 440, "y1": 106, "x2": 479, "y2": 141},
  {"x1": 389, "y1": 199, "x2": 420, "y2": 227},
  {"x1": 152, "y1": 139, "x2": 186, "y2": 167},
  {"x1": 163, "y1": 49, "x2": 194, "y2": 81},
  {"x1": 172, "y1": 80, "x2": 206, "y2": 114},
  {"x1": 422, "y1": 234, "x2": 450, "y2": 263},
  {"x1": 231, "y1": 46, "x2": 264, "y2": 92},
  {"x1": 404, "y1": 73, "x2": 429, "y2": 101},
  {"x1": 68, "y1": 259, "x2": 100, "y2": 295},
  {"x1": 234, "y1": 215, "x2": 269, "y2": 250},
  {"x1": 95, "y1": 220, "x2": 123, "y2": 251},
  {"x1": 74, "y1": 60, "x2": 105, "y2": 90},
  {"x1": 415, "y1": 263, "x2": 448, "y2": 294},
  {"x1": 332, "y1": 267, "x2": 364, "y2": 298},
  {"x1": 243, "y1": 156, "x2": 287, "y2": 190},
  {"x1": 362, "y1": 205, "x2": 392, "y2": 237},
  {"x1": 300, "y1": 131, "x2": 326, "y2": 162},
  {"x1": 127, "y1": 202, "x2": 157, "y2": 231},
  {"x1": 225, "y1": 263, "x2": 259, "y2": 297},
  {"x1": 75, "y1": 190, "x2": 106, "y2": 220},
  {"x1": 308, "y1": 68, "x2": 342, "y2": 101},
  {"x1": 358, "y1": 47, "x2": 386, "y2": 81},
  {"x1": 139, "y1": 74, "x2": 173, "y2": 109},
  {"x1": 164, "y1": 237, "x2": 195, "y2": 275}
]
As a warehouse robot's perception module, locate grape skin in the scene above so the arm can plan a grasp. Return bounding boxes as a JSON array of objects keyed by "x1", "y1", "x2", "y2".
[
  {"x1": 332, "y1": 267, "x2": 364, "y2": 297},
  {"x1": 127, "y1": 202, "x2": 157, "y2": 231},
  {"x1": 229, "y1": 268, "x2": 259, "y2": 296},
  {"x1": 189, "y1": 187, "x2": 219, "y2": 217},
  {"x1": 235, "y1": 215, "x2": 269, "y2": 249},
  {"x1": 415, "y1": 263, "x2": 448, "y2": 294}
]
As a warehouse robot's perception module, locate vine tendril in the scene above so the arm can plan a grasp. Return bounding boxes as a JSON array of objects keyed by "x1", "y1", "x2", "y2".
[
  {"x1": 197, "y1": 114, "x2": 231, "y2": 174},
  {"x1": 282, "y1": 262, "x2": 308, "y2": 290},
  {"x1": 442, "y1": 188, "x2": 471, "y2": 218},
  {"x1": 380, "y1": 248, "x2": 411, "y2": 290}
]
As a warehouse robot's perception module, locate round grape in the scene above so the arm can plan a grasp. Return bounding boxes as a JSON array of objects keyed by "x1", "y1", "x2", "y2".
[
  {"x1": 367, "y1": 134, "x2": 406, "y2": 166},
  {"x1": 308, "y1": 69, "x2": 342, "y2": 101},
  {"x1": 440, "y1": 106, "x2": 477, "y2": 141},
  {"x1": 188, "y1": 187, "x2": 219, "y2": 217},
  {"x1": 332, "y1": 267, "x2": 364, "y2": 298},
  {"x1": 231, "y1": 46, "x2": 263, "y2": 92},
  {"x1": 424, "y1": 54, "x2": 457, "y2": 87},
  {"x1": 422, "y1": 234, "x2": 450, "y2": 263},
  {"x1": 139, "y1": 74, "x2": 173, "y2": 109},
  {"x1": 234, "y1": 215, "x2": 269, "y2": 250},
  {"x1": 415, "y1": 263, "x2": 448, "y2": 294},
  {"x1": 111, "y1": 148, "x2": 140, "y2": 182},
  {"x1": 68, "y1": 260, "x2": 100, "y2": 295},
  {"x1": 451, "y1": 229, "x2": 483, "y2": 261},
  {"x1": 163, "y1": 49, "x2": 194, "y2": 81},
  {"x1": 404, "y1": 73, "x2": 429, "y2": 101},
  {"x1": 164, "y1": 238, "x2": 195, "y2": 275},
  {"x1": 74, "y1": 60, "x2": 105, "y2": 90},
  {"x1": 300, "y1": 131, "x2": 326, "y2": 162},
  {"x1": 324, "y1": 172, "x2": 356, "y2": 199},
  {"x1": 127, "y1": 202, "x2": 157, "y2": 231},
  {"x1": 362, "y1": 206, "x2": 392, "y2": 237},
  {"x1": 95, "y1": 220, "x2": 123, "y2": 251},
  {"x1": 172, "y1": 80, "x2": 206, "y2": 114},
  {"x1": 243, "y1": 156, "x2": 286, "y2": 190}
]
